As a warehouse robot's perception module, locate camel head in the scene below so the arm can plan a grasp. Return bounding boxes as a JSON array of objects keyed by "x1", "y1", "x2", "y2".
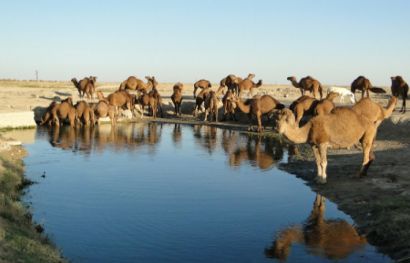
[
  {"x1": 287, "y1": 76, "x2": 296, "y2": 82},
  {"x1": 265, "y1": 226, "x2": 303, "y2": 261},
  {"x1": 247, "y1": 73, "x2": 255, "y2": 80},
  {"x1": 62, "y1": 97, "x2": 73, "y2": 106},
  {"x1": 326, "y1": 92, "x2": 339, "y2": 101},
  {"x1": 71, "y1": 78, "x2": 78, "y2": 86},
  {"x1": 146, "y1": 76, "x2": 158, "y2": 89},
  {"x1": 276, "y1": 109, "x2": 296, "y2": 134},
  {"x1": 254, "y1": 79, "x2": 263, "y2": 88}
]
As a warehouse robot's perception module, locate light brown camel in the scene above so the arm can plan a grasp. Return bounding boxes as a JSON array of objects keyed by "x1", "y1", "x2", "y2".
[
  {"x1": 171, "y1": 82, "x2": 183, "y2": 116},
  {"x1": 265, "y1": 194, "x2": 367, "y2": 261},
  {"x1": 287, "y1": 76, "x2": 323, "y2": 99},
  {"x1": 71, "y1": 77, "x2": 95, "y2": 99},
  {"x1": 238, "y1": 74, "x2": 262, "y2": 97},
  {"x1": 351, "y1": 76, "x2": 386, "y2": 99},
  {"x1": 232, "y1": 94, "x2": 285, "y2": 132},
  {"x1": 289, "y1": 95, "x2": 319, "y2": 126},
  {"x1": 276, "y1": 96, "x2": 397, "y2": 183},
  {"x1": 138, "y1": 88, "x2": 163, "y2": 118},
  {"x1": 315, "y1": 92, "x2": 339, "y2": 116},
  {"x1": 193, "y1": 79, "x2": 212, "y2": 98},
  {"x1": 391, "y1": 76, "x2": 409, "y2": 113},
  {"x1": 222, "y1": 89, "x2": 237, "y2": 121},
  {"x1": 203, "y1": 91, "x2": 219, "y2": 122},
  {"x1": 118, "y1": 76, "x2": 157, "y2": 92}
]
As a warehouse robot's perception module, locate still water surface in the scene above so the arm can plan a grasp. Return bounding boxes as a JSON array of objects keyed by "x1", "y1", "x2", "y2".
[{"x1": 19, "y1": 123, "x2": 391, "y2": 263}]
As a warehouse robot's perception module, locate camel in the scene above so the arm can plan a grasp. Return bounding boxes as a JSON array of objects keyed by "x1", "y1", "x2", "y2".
[
  {"x1": 75, "y1": 101, "x2": 95, "y2": 126},
  {"x1": 118, "y1": 76, "x2": 157, "y2": 92},
  {"x1": 390, "y1": 76, "x2": 408, "y2": 113},
  {"x1": 171, "y1": 82, "x2": 183, "y2": 116},
  {"x1": 265, "y1": 194, "x2": 367, "y2": 261},
  {"x1": 193, "y1": 79, "x2": 212, "y2": 98},
  {"x1": 315, "y1": 92, "x2": 339, "y2": 116},
  {"x1": 289, "y1": 95, "x2": 319, "y2": 126},
  {"x1": 238, "y1": 74, "x2": 262, "y2": 97},
  {"x1": 138, "y1": 88, "x2": 163, "y2": 118},
  {"x1": 287, "y1": 76, "x2": 323, "y2": 99},
  {"x1": 106, "y1": 90, "x2": 135, "y2": 112},
  {"x1": 71, "y1": 77, "x2": 96, "y2": 99},
  {"x1": 192, "y1": 87, "x2": 212, "y2": 117},
  {"x1": 218, "y1": 74, "x2": 244, "y2": 95},
  {"x1": 276, "y1": 96, "x2": 397, "y2": 183},
  {"x1": 46, "y1": 97, "x2": 77, "y2": 127},
  {"x1": 203, "y1": 91, "x2": 219, "y2": 122},
  {"x1": 351, "y1": 76, "x2": 386, "y2": 99},
  {"x1": 93, "y1": 99, "x2": 116, "y2": 126},
  {"x1": 222, "y1": 89, "x2": 237, "y2": 121},
  {"x1": 232, "y1": 94, "x2": 285, "y2": 132},
  {"x1": 39, "y1": 101, "x2": 58, "y2": 126}
]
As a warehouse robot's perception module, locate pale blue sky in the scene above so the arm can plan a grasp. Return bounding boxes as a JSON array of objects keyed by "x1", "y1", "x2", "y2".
[{"x1": 1, "y1": 0, "x2": 409, "y2": 85}]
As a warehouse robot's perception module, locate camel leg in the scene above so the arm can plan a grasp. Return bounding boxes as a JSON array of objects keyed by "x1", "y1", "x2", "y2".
[
  {"x1": 312, "y1": 145, "x2": 323, "y2": 180},
  {"x1": 359, "y1": 132, "x2": 376, "y2": 177},
  {"x1": 203, "y1": 110, "x2": 208, "y2": 122},
  {"x1": 316, "y1": 144, "x2": 328, "y2": 184},
  {"x1": 256, "y1": 111, "x2": 263, "y2": 132}
]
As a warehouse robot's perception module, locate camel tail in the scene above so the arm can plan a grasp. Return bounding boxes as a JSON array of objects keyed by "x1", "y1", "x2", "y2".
[{"x1": 369, "y1": 87, "x2": 386, "y2": 94}]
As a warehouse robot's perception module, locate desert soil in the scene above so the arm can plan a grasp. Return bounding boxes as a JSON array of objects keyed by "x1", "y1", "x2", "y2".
[{"x1": 1, "y1": 79, "x2": 410, "y2": 261}]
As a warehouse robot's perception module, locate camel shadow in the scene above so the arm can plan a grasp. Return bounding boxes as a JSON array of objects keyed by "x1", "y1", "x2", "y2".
[
  {"x1": 39, "y1": 95, "x2": 61, "y2": 102},
  {"x1": 55, "y1": 91, "x2": 72, "y2": 97}
]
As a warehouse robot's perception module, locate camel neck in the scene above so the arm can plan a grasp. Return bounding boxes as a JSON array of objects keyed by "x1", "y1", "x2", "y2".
[
  {"x1": 282, "y1": 122, "x2": 311, "y2": 144},
  {"x1": 291, "y1": 79, "x2": 300, "y2": 88},
  {"x1": 382, "y1": 97, "x2": 397, "y2": 118},
  {"x1": 236, "y1": 99, "x2": 251, "y2": 114}
]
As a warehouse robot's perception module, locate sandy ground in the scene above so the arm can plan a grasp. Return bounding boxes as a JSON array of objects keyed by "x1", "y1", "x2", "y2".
[{"x1": 1, "y1": 80, "x2": 410, "y2": 260}]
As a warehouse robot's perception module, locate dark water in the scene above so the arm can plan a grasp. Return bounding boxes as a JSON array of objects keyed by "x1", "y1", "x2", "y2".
[{"x1": 20, "y1": 123, "x2": 391, "y2": 263}]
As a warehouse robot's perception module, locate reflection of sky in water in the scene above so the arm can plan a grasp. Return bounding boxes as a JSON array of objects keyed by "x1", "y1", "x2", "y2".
[{"x1": 21, "y1": 124, "x2": 391, "y2": 263}]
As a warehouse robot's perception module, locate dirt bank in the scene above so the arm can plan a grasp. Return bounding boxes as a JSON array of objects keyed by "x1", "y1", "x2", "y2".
[{"x1": 0, "y1": 136, "x2": 65, "y2": 262}]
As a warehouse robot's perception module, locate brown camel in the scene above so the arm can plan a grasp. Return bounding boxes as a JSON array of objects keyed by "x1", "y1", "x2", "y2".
[
  {"x1": 171, "y1": 82, "x2": 183, "y2": 116},
  {"x1": 107, "y1": 90, "x2": 135, "y2": 112},
  {"x1": 192, "y1": 87, "x2": 212, "y2": 117},
  {"x1": 138, "y1": 88, "x2": 163, "y2": 118},
  {"x1": 391, "y1": 76, "x2": 408, "y2": 113},
  {"x1": 193, "y1": 79, "x2": 212, "y2": 98},
  {"x1": 351, "y1": 76, "x2": 386, "y2": 99},
  {"x1": 276, "y1": 96, "x2": 397, "y2": 183},
  {"x1": 232, "y1": 94, "x2": 285, "y2": 132},
  {"x1": 265, "y1": 194, "x2": 367, "y2": 261},
  {"x1": 315, "y1": 92, "x2": 339, "y2": 116},
  {"x1": 203, "y1": 91, "x2": 219, "y2": 122},
  {"x1": 93, "y1": 99, "x2": 116, "y2": 126},
  {"x1": 71, "y1": 77, "x2": 96, "y2": 99},
  {"x1": 289, "y1": 95, "x2": 319, "y2": 126},
  {"x1": 75, "y1": 101, "x2": 95, "y2": 126},
  {"x1": 222, "y1": 89, "x2": 237, "y2": 121},
  {"x1": 238, "y1": 74, "x2": 262, "y2": 97},
  {"x1": 287, "y1": 76, "x2": 323, "y2": 99},
  {"x1": 49, "y1": 97, "x2": 77, "y2": 127},
  {"x1": 218, "y1": 74, "x2": 243, "y2": 95},
  {"x1": 118, "y1": 76, "x2": 157, "y2": 92},
  {"x1": 40, "y1": 101, "x2": 58, "y2": 126}
]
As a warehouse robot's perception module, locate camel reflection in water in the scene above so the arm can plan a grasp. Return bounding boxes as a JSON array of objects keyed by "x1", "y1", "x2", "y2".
[
  {"x1": 265, "y1": 194, "x2": 367, "y2": 261},
  {"x1": 40, "y1": 122, "x2": 163, "y2": 154},
  {"x1": 41, "y1": 123, "x2": 285, "y2": 171}
]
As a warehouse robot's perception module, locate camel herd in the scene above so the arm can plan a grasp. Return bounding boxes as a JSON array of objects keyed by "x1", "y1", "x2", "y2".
[{"x1": 38, "y1": 73, "x2": 409, "y2": 184}]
